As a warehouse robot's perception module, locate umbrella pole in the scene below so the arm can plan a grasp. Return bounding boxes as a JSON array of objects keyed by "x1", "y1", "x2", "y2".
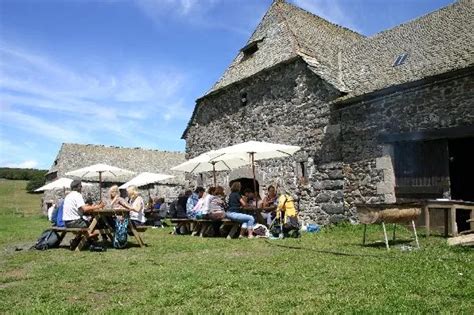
[
  {"x1": 99, "y1": 171, "x2": 103, "y2": 201},
  {"x1": 251, "y1": 152, "x2": 257, "y2": 199},
  {"x1": 212, "y1": 163, "x2": 217, "y2": 187}
]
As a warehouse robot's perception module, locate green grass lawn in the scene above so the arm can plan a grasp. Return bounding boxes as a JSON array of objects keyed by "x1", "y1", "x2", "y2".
[{"x1": 0, "y1": 180, "x2": 473, "y2": 313}]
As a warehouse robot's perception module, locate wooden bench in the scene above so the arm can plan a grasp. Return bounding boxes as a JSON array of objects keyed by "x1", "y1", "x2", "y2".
[
  {"x1": 170, "y1": 218, "x2": 241, "y2": 238},
  {"x1": 49, "y1": 227, "x2": 98, "y2": 251}
]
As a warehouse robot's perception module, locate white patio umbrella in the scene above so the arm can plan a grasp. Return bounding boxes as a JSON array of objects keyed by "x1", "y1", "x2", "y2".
[
  {"x1": 171, "y1": 150, "x2": 249, "y2": 186},
  {"x1": 119, "y1": 172, "x2": 174, "y2": 189},
  {"x1": 65, "y1": 163, "x2": 135, "y2": 200},
  {"x1": 34, "y1": 177, "x2": 92, "y2": 193},
  {"x1": 210, "y1": 141, "x2": 301, "y2": 195},
  {"x1": 35, "y1": 178, "x2": 93, "y2": 202}
]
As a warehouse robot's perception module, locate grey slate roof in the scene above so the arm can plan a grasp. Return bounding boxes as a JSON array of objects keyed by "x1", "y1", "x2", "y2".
[
  {"x1": 205, "y1": 0, "x2": 364, "y2": 96},
  {"x1": 184, "y1": 0, "x2": 473, "y2": 138},
  {"x1": 47, "y1": 143, "x2": 186, "y2": 185},
  {"x1": 340, "y1": 0, "x2": 474, "y2": 99}
]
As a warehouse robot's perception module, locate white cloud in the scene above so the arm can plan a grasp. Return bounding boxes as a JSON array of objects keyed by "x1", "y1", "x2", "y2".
[
  {"x1": 4, "y1": 160, "x2": 39, "y2": 169},
  {"x1": 291, "y1": 0, "x2": 362, "y2": 34},
  {"x1": 133, "y1": 0, "x2": 263, "y2": 36},
  {"x1": 0, "y1": 44, "x2": 188, "y2": 125},
  {"x1": 0, "y1": 42, "x2": 190, "y2": 167}
]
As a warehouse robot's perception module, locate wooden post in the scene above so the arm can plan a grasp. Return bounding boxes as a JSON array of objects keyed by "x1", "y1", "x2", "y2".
[
  {"x1": 444, "y1": 208, "x2": 449, "y2": 237},
  {"x1": 250, "y1": 152, "x2": 257, "y2": 199},
  {"x1": 382, "y1": 222, "x2": 390, "y2": 250},
  {"x1": 450, "y1": 205, "x2": 458, "y2": 236},
  {"x1": 424, "y1": 206, "x2": 430, "y2": 237},
  {"x1": 412, "y1": 220, "x2": 420, "y2": 249},
  {"x1": 99, "y1": 171, "x2": 103, "y2": 201},
  {"x1": 212, "y1": 162, "x2": 217, "y2": 187},
  {"x1": 362, "y1": 224, "x2": 367, "y2": 245}
]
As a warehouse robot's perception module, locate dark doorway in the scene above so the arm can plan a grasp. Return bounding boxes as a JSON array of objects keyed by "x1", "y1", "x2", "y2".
[
  {"x1": 449, "y1": 137, "x2": 474, "y2": 232},
  {"x1": 229, "y1": 178, "x2": 259, "y2": 195}
]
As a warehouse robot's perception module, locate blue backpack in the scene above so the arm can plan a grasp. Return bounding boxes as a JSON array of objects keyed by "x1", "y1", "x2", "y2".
[
  {"x1": 113, "y1": 218, "x2": 129, "y2": 249},
  {"x1": 52, "y1": 200, "x2": 65, "y2": 227}
]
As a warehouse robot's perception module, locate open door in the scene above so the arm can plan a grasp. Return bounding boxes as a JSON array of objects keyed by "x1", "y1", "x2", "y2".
[{"x1": 449, "y1": 137, "x2": 474, "y2": 232}]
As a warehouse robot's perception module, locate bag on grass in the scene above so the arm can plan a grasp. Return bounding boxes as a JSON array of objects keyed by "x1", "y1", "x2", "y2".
[
  {"x1": 34, "y1": 230, "x2": 60, "y2": 250},
  {"x1": 113, "y1": 217, "x2": 129, "y2": 249}
]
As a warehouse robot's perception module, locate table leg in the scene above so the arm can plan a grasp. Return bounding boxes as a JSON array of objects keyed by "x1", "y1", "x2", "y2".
[
  {"x1": 424, "y1": 206, "x2": 430, "y2": 237},
  {"x1": 227, "y1": 224, "x2": 239, "y2": 239},
  {"x1": 450, "y1": 206, "x2": 458, "y2": 237},
  {"x1": 382, "y1": 222, "x2": 390, "y2": 251},
  {"x1": 76, "y1": 217, "x2": 99, "y2": 251},
  {"x1": 412, "y1": 220, "x2": 420, "y2": 249},
  {"x1": 129, "y1": 221, "x2": 145, "y2": 248},
  {"x1": 444, "y1": 209, "x2": 449, "y2": 237},
  {"x1": 392, "y1": 224, "x2": 397, "y2": 241},
  {"x1": 470, "y1": 210, "x2": 474, "y2": 231},
  {"x1": 362, "y1": 224, "x2": 367, "y2": 245}
]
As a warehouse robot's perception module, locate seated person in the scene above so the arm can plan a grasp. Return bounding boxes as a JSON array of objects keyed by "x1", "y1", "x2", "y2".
[
  {"x1": 152, "y1": 197, "x2": 169, "y2": 227},
  {"x1": 62, "y1": 180, "x2": 105, "y2": 240},
  {"x1": 276, "y1": 193, "x2": 300, "y2": 238},
  {"x1": 153, "y1": 197, "x2": 162, "y2": 212},
  {"x1": 186, "y1": 187, "x2": 205, "y2": 219},
  {"x1": 107, "y1": 185, "x2": 131, "y2": 210},
  {"x1": 126, "y1": 185, "x2": 146, "y2": 226},
  {"x1": 261, "y1": 185, "x2": 278, "y2": 226},
  {"x1": 225, "y1": 182, "x2": 255, "y2": 239},
  {"x1": 171, "y1": 191, "x2": 191, "y2": 218},
  {"x1": 208, "y1": 186, "x2": 226, "y2": 220},
  {"x1": 199, "y1": 187, "x2": 216, "y2": 218}
]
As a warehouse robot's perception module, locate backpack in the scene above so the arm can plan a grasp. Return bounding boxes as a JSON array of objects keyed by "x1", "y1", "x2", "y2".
[
  {"x1": 52, "y1": 200, "x2": 65, "y2": 227},
  {"x1": 113, "y1": 217, "x2": 129, "y2": 249},
  {"x1": 34, "y1": 230, "x2": 60, "y2": 250}
]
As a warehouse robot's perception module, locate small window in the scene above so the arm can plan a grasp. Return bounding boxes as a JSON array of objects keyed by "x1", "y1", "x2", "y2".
[
  {"x1": 299, "y1": 162, "x2": 307, "y2": 179},
  {"x1": 298, "y1": 161, "x2": 308, "y2": 185},
  {"x1": 240, "y1": 38, "x2": 264, "y2": 59},
  {"x1": 393, "y1": 53, "x2": 408, "y2": 67}
]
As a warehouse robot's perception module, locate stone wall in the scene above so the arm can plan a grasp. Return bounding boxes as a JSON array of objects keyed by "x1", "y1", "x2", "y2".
[
  {"x1": 340, "y1": 72, "x2": 474, "y2": 216},
  {"x1": 186, "y1": 58, "x2": 351, "y2": 224}
]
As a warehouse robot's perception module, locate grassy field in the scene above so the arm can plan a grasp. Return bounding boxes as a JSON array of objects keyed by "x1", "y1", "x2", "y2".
[{"x1": 0, "y1": 180, "x2": 473, "y2": 313}]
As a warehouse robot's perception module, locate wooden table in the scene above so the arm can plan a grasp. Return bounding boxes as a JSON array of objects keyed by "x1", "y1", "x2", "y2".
[
  {"x1": 424, "y1": 200, "x2": 474, "y2": 237},
  {"x1": 76, "y1": 209, "x2": 145, "y2": 250}
]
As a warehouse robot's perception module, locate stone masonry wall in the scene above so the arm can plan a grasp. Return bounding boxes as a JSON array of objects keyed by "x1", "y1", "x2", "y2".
[
  {"x1": 186, "y1": 59, "x2": 348, "y2": 225},
  {"x1": 340, "y1": 73, "x2": 474, "y2": 217}
]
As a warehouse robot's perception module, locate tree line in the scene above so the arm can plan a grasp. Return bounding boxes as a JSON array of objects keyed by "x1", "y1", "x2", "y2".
[{"x1": 0, "y1": 168, "x2": 48, "y2": 192}]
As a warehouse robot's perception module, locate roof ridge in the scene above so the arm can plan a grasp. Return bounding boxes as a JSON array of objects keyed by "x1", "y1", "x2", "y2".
[
  {"x1": 61, "y1": 142, "x2": 185, "y2": 154},
  {"x1": 367, "y1": 0, "x2": 464, "y2": 39},
  {"x1": 273, "y1": 1, "x2": 301, "y2": 55},
  {"x1": 284, "y1": 0, "x2": 365, "y2": 38}
]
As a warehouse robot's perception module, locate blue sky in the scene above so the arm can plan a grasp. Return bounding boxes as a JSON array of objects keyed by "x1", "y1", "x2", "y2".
[{"x1": 0, "y1": 0, "x2": 454, "y2": 170}]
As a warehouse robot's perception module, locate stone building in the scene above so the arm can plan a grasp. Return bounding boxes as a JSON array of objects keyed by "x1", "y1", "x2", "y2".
[
  {"x1": 43, "y1": 143, "x2": 186, "y2": 208},
  {"x1": 183, "y1": 0, "x2": 474, "y2": 225}
]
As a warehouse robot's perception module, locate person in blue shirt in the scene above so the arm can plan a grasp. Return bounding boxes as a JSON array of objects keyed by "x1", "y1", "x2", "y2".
[
  {"x1": 226, "y1": 181, "x2": 255, "y2": 238},
  {"x1": 186, "y1": 187, "x2": 205, "y2": 218}
]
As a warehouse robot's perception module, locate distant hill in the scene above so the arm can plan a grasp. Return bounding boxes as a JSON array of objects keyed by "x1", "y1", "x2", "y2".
[{"x1": 0, "y1": 168, "x2": 48, "y2": 193}]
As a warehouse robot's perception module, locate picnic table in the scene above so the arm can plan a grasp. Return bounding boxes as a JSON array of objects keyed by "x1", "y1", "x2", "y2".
[
  {"x1": 424, "y1": 199, "x2": 474, "y2": 237},
  {"x1": 52, "y1": 208, "x2": 146, "y2": 251}
]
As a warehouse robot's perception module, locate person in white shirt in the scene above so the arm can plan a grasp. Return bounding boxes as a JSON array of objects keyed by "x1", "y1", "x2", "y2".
[
  {"x1": 63, "y1": 179, "x2": 104, "y2": 230},
  {"x1": 126, "y1": 185, "x2": 146, "y2": 226}
]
